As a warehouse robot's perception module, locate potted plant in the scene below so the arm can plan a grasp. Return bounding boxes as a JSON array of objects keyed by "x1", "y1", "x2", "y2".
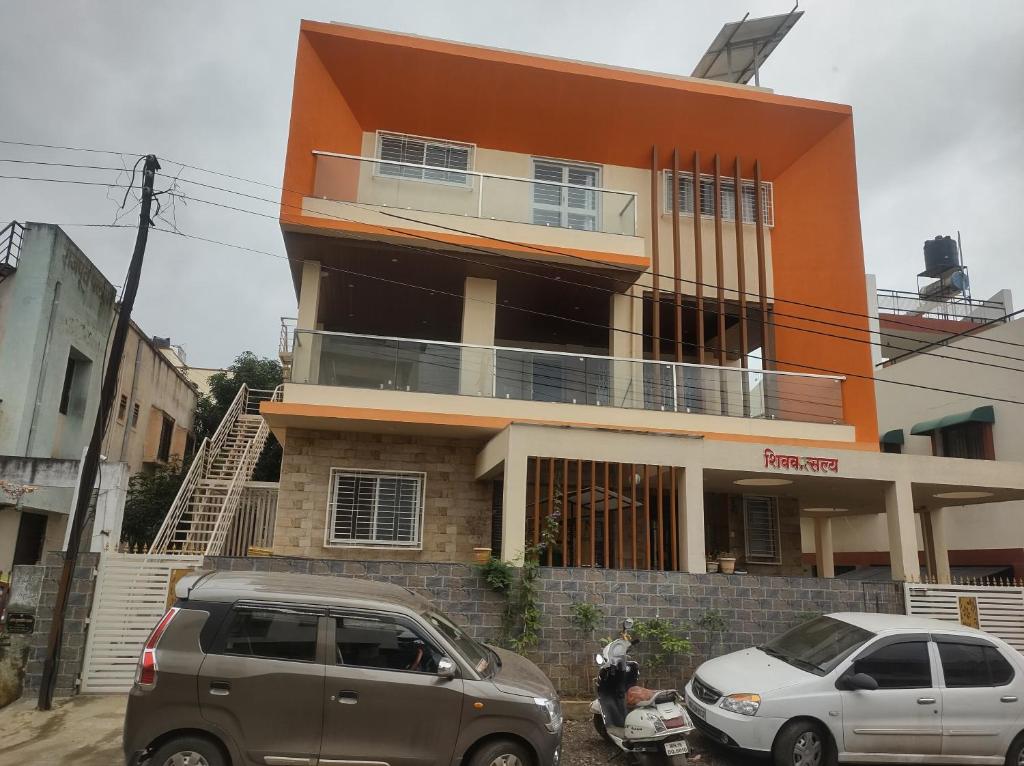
[
  {"x1": 718, "y1": 551, "x2": 737, "y2": 574},
  {"x1": 706, "y1": 554, "x2": 720, "y2": 573}
]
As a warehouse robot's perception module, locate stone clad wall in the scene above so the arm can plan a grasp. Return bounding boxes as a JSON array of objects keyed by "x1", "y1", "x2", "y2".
[
  {"x1": 273, "y1": 430, "x2": 493, "y2": 561},
  {"x1": 206, "y1": 555, "x2": 904, "y2": 697}
]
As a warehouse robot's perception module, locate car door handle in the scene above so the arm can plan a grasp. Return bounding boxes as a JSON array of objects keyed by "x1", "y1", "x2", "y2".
[
  {"x1": 1001, "y1": 696, "x2": 1018, "y2": 703},
  {"x1": 917, "y1": 697, "x2": 936, "y2": 705},
  {"x1": 209, "y1": 681, "x2": 231, "y2": 696},
  {"x1": 330, "y1": 690, "x2": 359, "y2": 704}
]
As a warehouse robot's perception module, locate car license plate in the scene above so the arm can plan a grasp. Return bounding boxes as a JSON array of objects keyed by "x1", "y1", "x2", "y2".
[
  {"x1": 664, "y1": 740, "x2": 689, "y2": 756},
  {"x1": 687, "y1": 699, "x2": 706, "y2": 721}
]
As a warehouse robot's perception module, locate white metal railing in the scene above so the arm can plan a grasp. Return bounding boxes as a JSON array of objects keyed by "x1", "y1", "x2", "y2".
[
  {"x1": 312, "y1": 151, "x2": 639, "y2": 237},
  {"x1": 280, "y1": 316, "x2": 297, "y2": 356},
  {"x1": 877, "y1": 289, "x2": 1007, "y2": 322},
  {"x1": 223, "y1": 483, "x2": 278, "y2": 556},
  {"x1": 290, "y1": 330, "x2": 845, "y2": 425}
]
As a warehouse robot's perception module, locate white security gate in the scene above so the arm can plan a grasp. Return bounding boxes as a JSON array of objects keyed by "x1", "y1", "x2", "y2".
[
  {"x1": 80, "y1": 551, "x2": 202, "y2": 693},
  {"x1": 905, "y1": 582, "x2": 1024, "y2": 654}
]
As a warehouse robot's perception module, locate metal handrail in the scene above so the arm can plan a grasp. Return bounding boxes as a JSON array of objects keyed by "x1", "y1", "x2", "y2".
[
  {"x1": 148, "y1": 439, "x2": 208, "y2": 555},
  {"x1": 312, "y1": 150, "x2": 639, "y2": 198},
  {"x1": 291, "y1": 328, "x2": 846, "y2": 381}
]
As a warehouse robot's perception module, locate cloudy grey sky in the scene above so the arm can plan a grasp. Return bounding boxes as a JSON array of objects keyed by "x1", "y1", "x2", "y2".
[{"x1": 2, "y1": 1, "x2": 1022, "y2": 368}]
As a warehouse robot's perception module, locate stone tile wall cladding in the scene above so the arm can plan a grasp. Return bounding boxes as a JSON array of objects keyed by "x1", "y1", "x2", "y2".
[
  {"x1": 274, "y1": 429, "x2": 493, "y2": 561},
  {"x1": 206, "y1": 556, "x2": 905, "y2": 698},
  {"x1": 21, "y1": 552, "x2": 100, "y2": 698}
]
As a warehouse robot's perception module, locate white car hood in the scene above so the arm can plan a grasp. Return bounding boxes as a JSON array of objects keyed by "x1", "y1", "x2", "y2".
[{"x1": 693, "y1": 648, "x2": 814, "y2": 696}]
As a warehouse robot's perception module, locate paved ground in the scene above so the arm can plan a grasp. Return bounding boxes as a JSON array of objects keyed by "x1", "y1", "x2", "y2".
[{"x1": 0, "y1": 694, "x2": 745, "y2": 766}]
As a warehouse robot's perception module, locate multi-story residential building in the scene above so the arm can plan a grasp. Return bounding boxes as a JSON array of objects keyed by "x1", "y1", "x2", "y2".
[
  {"x1": 0, "y1": 222, "x2": 198, "y2": 573},
  {"x1": 802, "y1": 275, "x2": 1023, "y2": 579},
  {"x1": 256, "y1": 22, "x2": 1024, "y2": 582}
]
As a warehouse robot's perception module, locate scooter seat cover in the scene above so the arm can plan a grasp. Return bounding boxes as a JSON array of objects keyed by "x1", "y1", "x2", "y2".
[{"x1": 626, "y1": 685, "x2": 679, "y2": 708}]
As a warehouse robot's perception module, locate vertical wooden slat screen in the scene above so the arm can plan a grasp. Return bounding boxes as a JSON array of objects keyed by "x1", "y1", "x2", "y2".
[
  {"x1": 630, "y1": 463, "x2": 638, "y2": 567},
  {"x1": 656, "y1": 466, "x2": 665, "y2": 570},
  {"x1": 575, "y1": 459, "x2": 583, "y2": 566},
  {"x1": 713, "y1": 154, "x2": 726, "y2": 369},
  {"x1": 643, "y1": 464, "x2": 652, "y2": 569},
  {"x1": 671, "y1": 149, "x2": 683, "y2": 363},
  {"x1": 670, "y1": 467, "x2": 679, "y2": 570},
  {"x1": 546, "y1": 457, "x2": 555, "y2": 565},
  {"x1": 650, "y1": 146, "x2": 661, "y2": 365},
  {"x1": 693, "y1": 151, "x2": 705, "y2": 365},
  {"x1": 734, "y1": 156, "x2": 750, "y2": 416},
  {"x1": 532, "y1": 456, "x2": 541, "y2": 546},
  {"x1": 589, "y1": 460, "x2": 597, "y2": 566},
  {"x1": 561, "y1": 458, "x2": 569, "y2": 564},
  {"x1": 754, "y1": 160, "x2": 771, "y2": 371},
  {"x1": 598, "y1": 458, "x2": 606, "y2": 565},
  {"x1": 616, "y1": 462, "x2": 624, "y2": 568}
]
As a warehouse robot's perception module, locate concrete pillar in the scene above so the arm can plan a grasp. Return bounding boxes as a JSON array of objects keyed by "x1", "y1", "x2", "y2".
[
  {"x1": 460, "y1": 277, "x2": 497, "y2": 396},
  {"x1": 676, "y1": 466, "x2": 706, "y2": 573},
  {"x1": 293, "y1": 260, "x2": 322, "y2": 384},
  {"x1": 929, "y1": 508, "x2": 952, "y2": 584},
  {"x1": 500, "y1": 455, "x2": 528, "y2": 566},
  {"x1": 814, "y1": 517, "x2": 835, "y2": 578},
  {"x1": 610, "y1": 291, "x2": 642, "y2": 408},
  {"x1": 885, "y1": 480, "x2": 919, "y2": 582}
]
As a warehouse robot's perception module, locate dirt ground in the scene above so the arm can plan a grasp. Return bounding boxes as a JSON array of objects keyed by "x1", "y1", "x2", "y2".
[{"x1": 0, "y1": 694, "x2": 746, "y2": 766}]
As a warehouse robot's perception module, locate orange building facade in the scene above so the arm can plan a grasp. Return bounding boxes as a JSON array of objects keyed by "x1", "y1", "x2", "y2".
[{"x1": 263, "y1": 21, "x2": 1024, "y2": 580}]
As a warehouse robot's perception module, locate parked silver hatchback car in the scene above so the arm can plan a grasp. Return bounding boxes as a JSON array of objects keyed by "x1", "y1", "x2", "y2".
[{"x1": 124, "y1": 570, "x2": 562, "y2": 766}]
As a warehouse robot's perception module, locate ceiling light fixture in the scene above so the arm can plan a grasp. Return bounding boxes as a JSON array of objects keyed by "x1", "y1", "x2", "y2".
[
  {"x1": 933, "y1": 490, "x2": 993, "y2": 500},
  {"x1": 734, "y1": 478, "x2": 792, "y2": 487}
]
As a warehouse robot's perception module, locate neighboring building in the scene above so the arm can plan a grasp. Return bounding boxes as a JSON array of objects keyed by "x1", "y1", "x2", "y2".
[
  {"x1": 155, "y1": 339, "x2": 225, "y2": 398},
  {"x1": 250, "y1": 22, "x2": 1024, "y2": 580},
  {"x1": 803, "y1": 271, "x2": 1023, "y2": 579},
  {"x1": 0, "y1": 222, "x2": 198, "y2": 574}
]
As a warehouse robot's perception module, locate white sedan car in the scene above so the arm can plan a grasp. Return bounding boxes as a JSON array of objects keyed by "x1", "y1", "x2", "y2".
[{"x1": 685, "y1": 613, "x2": 1024, "y2": 766}]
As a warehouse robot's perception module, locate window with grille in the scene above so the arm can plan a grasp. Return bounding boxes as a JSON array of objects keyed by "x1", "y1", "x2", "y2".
[
  {"x1": 375, "y1": 132, "x2": 472, "y2": 186},
  {"x1": 532, "y1": 159, "x2": 601, "y2": 231},
  {"x1": 327, "y1": 468, "x2": 425, "y2": 547},
  {"x1": 743, "y1": 495, "x2": 781, "y2": 563},
  {"x1": 664, "y1": 170, "x2": 773, "y2": 226}
]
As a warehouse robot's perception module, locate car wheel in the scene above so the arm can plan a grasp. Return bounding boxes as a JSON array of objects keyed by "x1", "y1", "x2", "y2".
[
  {"x1": 150, "y1": 736, "x2": 226, "y2": 766},
  {"x1": 469, "y1": 738, "x2": 533, "y2": 766},
  {"x1": 773, "y1": 720, "x2": 835, "y2": 766},
  {"x1": 1006, "y1": 733, "x2": 1024, "y2": 766},
  {"x1": 593, "y1": 713, "x2": 613, "y2": 744}
]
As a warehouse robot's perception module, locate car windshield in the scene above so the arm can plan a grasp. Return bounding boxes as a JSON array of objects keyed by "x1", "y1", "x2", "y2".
[
  {"x1": 760, "y1": 616, "x2": 874, "y2": 675},
  {"x1": 426, "y1": 611, "x2": 492, "y2": 676}
]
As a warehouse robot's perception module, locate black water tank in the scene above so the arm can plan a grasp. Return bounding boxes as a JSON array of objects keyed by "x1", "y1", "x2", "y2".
[{"x1": 923, "y1": 235, "x2": 959, "y2": 276}]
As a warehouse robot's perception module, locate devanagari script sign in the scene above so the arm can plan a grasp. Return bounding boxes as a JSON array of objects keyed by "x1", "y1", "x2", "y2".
[{"x1": 764, "y1": 448, "x2": 839, "y2": 473}]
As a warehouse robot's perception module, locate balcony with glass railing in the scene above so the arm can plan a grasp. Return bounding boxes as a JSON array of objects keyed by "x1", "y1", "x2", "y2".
[
  {"x1": 286, "y1": 329, "x2": 845, "y2": 425},
  {"x1": 303, "y1": 152, "x2": 646, "y2": 263}
]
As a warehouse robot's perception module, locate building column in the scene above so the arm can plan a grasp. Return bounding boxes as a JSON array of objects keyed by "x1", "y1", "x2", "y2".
[
  {"x1": 675, "y1": 465, "x2": 705, "y2": 573},
  {"x1": 609, "y1": 292, "x2": 638, "y2": 408},
  {"x1": 814, "y1": 517, "x2": 835, "y2": 578},
  {"x1": 885, "y1": 480, "x2": 919, "y2": 582},
  {"x1": 293, "y1": 260, "x2": 322, "y2": 384},
  {"x1": 928, "y1": 508, "x2": 952, "y2": 584},
  {"x1": 460, "y1": 277, "x2": 497, "y2": 396},
  {"x1": 500, "y1": 454, "x2": 528, "y2": 566}
]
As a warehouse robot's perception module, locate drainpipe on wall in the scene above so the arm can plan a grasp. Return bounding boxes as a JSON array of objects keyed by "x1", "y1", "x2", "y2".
[{"x1": 25, "y1": 280, "x2": 62, "y2": 456}]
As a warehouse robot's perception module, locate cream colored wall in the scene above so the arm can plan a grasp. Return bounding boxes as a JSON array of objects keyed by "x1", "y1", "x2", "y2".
[
  {"x1": 102, "y1": 324, "x2": 198, "y2": 473},
  {"x1": 804, "y1": 317, "x2": 1024, "y2": 556}
]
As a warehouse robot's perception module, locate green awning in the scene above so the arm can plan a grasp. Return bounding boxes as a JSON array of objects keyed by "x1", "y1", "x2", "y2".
[
  {"x1": 880, "y1": 429, "x2": 905, "y2": 446},
  {"x1": 910, "y1": 405, "x2": 995, "y2": 436}
]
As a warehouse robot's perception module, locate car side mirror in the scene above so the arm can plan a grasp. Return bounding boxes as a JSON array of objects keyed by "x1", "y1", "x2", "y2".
[
  {"x1": 844, "y1": 672, "x2": 879, "y2": 691},
  {"x1": 437, "y1": 657, "x2": 458, "y2": 680}
]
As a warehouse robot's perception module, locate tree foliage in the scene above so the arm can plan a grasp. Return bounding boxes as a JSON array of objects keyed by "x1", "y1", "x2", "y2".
[
  {"x1": 120, "y1": 459, "x2": 186, "y2": 549},
  {"x1": 194, "y1": 351, "x2": 284, "y2": 481}
]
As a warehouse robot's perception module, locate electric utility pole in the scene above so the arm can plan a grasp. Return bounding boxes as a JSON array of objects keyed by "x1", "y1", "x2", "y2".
[{"x1": 38, "y1": 154, "x2": 161, "y2": 710}]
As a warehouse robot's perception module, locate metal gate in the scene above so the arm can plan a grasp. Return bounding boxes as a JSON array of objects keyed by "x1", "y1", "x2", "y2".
[
  {"x1": 79, "y1": 551, "x2": 202, "y2": 693},
  {"x1": 905, "y1": 582, "x2": 1024, "y2": 654}
]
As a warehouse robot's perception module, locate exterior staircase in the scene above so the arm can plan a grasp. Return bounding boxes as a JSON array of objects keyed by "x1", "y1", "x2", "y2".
[{"x1": 149, "y1": 384, "x2": 281, "y2": 556}]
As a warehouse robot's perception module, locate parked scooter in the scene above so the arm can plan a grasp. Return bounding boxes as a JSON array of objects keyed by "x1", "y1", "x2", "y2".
[{"x1": 590, "y1": 618, "x2": 695, "y2": 765}]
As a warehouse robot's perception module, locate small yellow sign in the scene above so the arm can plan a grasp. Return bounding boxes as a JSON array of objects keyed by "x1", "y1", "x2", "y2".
[{"x1": 958, "y1": 596, "x2": 980, "y2": 629}]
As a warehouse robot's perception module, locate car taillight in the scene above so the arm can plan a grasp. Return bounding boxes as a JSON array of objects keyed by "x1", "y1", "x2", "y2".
[{"x1": 135, "y1": 607, "x2": 179, "y2": 688}]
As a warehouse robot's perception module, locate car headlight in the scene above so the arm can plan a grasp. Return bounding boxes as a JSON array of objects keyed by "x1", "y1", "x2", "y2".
[
  {"x1": 720, "y1": 693, "x2": 761, "y2": 716},
  {"x1": 535, "y1": 697, "x2": 563, "y2": 732}
]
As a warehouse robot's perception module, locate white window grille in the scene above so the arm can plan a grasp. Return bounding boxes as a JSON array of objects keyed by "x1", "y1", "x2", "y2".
[
  {"x1": 743, "y1": 495, "x2": 781, "y2": 563},
  {"x1": 663, "y1": 170, "x2": 773, "y2": 227},
  {"x1": 326, "y1": 468, "x2": 425, "y2": 548},
  {"x1": 532, "y1": 159, "x2": 601, "y2": 231},
  {"x1": 375, "y1": 132, "x2": 472, "y2": 186}
]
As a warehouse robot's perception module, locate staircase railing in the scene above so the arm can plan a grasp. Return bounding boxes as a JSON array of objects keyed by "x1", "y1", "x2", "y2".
[{"x1": 148, "y1": 383, "x2": 270, "y2": 556}]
